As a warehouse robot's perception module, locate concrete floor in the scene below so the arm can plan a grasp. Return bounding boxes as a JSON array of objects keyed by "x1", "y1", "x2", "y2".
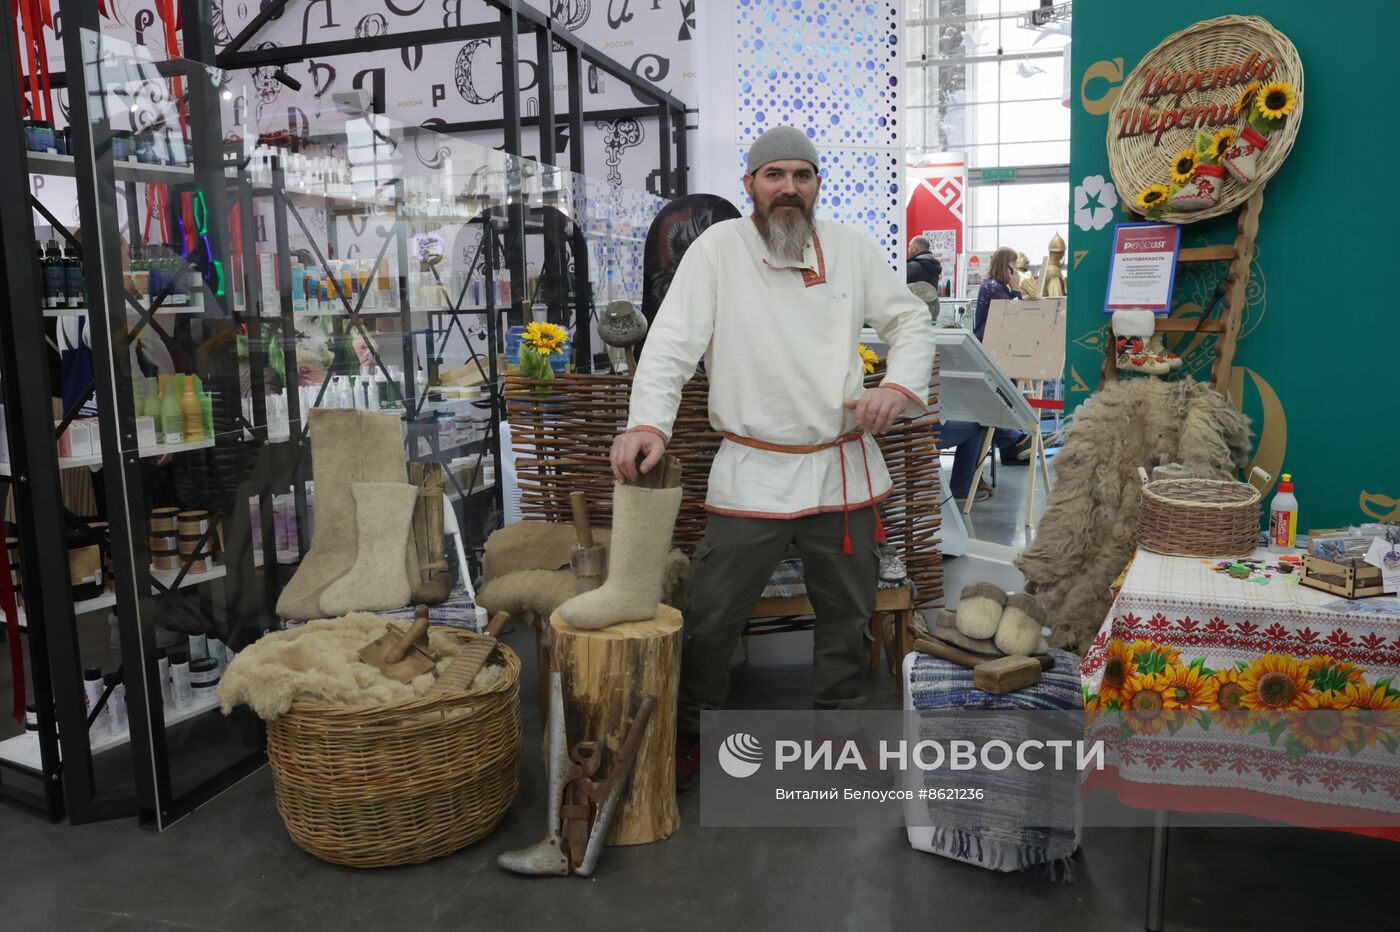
[{"x1": 3, "y1": 454, "x2": 1397, "y2": 930}]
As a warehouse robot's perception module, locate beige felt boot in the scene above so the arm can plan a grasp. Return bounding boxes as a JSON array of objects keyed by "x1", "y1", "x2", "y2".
[
  {"x1": 318, "y1": 482, "x2": 419, "y2": 616},
  {"x1": 556, "y1": 482, "x2": 683, "y2": 630},
  {"x1": 956, "y1": 582, "x2": 1007, "y2": 640}
]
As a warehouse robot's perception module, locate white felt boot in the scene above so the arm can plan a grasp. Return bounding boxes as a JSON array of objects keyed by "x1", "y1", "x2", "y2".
[
  {"x1": 1112, "y1": 310, "x2": 1167, "y2": 375},
  {"x1": 955, "y1": 582, "x2": 1007, "y2": 640},
  {"x1": 1222, "y1": 126, "x2": 1270, "y2": 184},
  {"x1": 557, "y1": 483, "x2": 683, "y2": 629},
  {"x1": 318, "y1": 482, "x2": 418, "y2": 616},
  {"x1": 1169, "y1": 163, "x2": 1226, "y2": 212},
  {"x1": 994, "y1": 592, "x2": 1050, "y2": 656}
]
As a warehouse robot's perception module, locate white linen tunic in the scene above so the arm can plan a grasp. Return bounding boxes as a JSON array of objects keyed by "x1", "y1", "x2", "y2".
[{"x1": 627, "y1": 216, "x2": 937, "y2": 518}]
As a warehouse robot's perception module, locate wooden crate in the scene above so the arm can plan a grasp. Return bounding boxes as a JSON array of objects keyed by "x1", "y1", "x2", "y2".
[{"x1": 1299, "y1": 554, "x2": 1394, "y2": 599}]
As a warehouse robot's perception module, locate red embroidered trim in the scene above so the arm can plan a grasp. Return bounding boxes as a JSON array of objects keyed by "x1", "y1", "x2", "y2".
[
  {"x1": 1194, "y1": 163, "x2": 1227, "y2": 179},
  {"x1": 1240, "y1": 126, "x2": 1270, "y2": 149},
  {"x1": 800, "y1": 233, "x2": 827, "y2": 287},
  {"x1": 628, "y1": 425, "x2": 670, "y2": 444},
  {"x1": 882, "y1": 383, "x2": 928, "y2": 411},
  {"x1": 705, "y1": 488, "x2": 893, "y2": 520}
]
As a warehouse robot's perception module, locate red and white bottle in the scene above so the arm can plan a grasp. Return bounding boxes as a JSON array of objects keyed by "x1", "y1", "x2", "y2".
[{"x1": 1269, "y1": 474, "x2": 1299, "y2": 551}]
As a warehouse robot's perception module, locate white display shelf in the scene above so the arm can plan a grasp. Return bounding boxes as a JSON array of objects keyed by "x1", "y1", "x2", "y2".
[
  {"x1": 447, "y1": 481, "x2": 495, "y2": 504},
  {"x1": 150, "y1": 564, "x2": 226, "y2": 590},
  {"x1": 263, "y1": 304, "x2": 489, "y2": 319},
  {"x1": 28, "y1": 150, "x2": 196, "y2": 183},
  {"x1": 58, "y1": 435, "x2": 215, "y2": 470},
  {"x1": 44, "y1": 302, "x2": 207, "y2": 318},
  {"x1": 0, "y1": 689, "x2": 222, "y2": 774}
]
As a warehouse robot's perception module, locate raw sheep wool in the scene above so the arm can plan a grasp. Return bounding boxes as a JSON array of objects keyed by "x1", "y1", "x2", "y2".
[{"x1": 218, "y1": 613, "x2": 503, "y2": 721}]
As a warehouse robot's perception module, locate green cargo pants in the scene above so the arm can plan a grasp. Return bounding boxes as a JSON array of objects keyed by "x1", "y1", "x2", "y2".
[{"x1": 678, "y1": 506, "x2": 879, "y2": 735}]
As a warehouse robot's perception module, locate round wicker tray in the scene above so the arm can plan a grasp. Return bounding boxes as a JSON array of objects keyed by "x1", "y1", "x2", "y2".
[
  {"x1": 1108, "y1": 15, "x2": 1303, "y2": 224},
  {"x1": 1136, "y1": 467, "x2": 1269, "y2": 558},
  {"x1": 266, "y1": 627, "x2": 521, "y2": 868}
]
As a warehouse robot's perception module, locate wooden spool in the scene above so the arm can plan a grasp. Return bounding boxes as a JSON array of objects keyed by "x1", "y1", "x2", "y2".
[{"x1": 549, "y1": 604, "x2": 682, "y2": 847}]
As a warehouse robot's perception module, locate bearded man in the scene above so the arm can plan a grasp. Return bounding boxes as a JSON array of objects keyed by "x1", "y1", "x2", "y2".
[{"x1": 610, "y1": 125, "x2": 937, "y2": 789}]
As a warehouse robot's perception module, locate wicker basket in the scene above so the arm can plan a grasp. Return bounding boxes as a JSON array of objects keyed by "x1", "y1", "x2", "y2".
[
  {"x1": 1136, "y1": 466, "x2": 1270, "y2": 558},
  {"x1": 265, "y1": 628, "x2": 521, "y2": 868},
  {"x1": 1107, "y1": 15, "x2": 1303, "y2": 224}
]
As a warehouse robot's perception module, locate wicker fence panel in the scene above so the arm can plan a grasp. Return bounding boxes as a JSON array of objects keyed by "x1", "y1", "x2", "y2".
[{"x1": 505, "y1": 366, "x2": 942, "y2": 609}]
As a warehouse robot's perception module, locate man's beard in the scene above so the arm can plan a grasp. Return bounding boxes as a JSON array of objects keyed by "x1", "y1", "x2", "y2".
[{"x1": 755, "y1": 198, "x2": 814, "y2": 262}]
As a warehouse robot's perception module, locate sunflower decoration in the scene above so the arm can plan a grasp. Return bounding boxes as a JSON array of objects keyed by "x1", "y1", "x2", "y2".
[
  {"x1": 857, "y1": 343, "x2": 878, "y2": 375},
  {"x1": 1121, "y1": 672, "x2": 1175, "y2": 735},
  {"x1": 518, "y1": 321, "x2": 570, "y2": 387},
  {"x1": 1129, "y1": 639, "x2": 1182, "y2": 673},
  {"x1": 1286, "y1": 690, "x2": 1360, "y2": 756},
  {"x1": 1208, "y1": 127, "x2": 1237, "y2": 163},
  {"x1": 1343, "y1": 679, "x2": 1400, "y2": 750},
  {"x1": 1093, "y1": 639, "x2": 1138, "y2": 708},
  {"x1": 1306, "y1": 654, "x2": 1366, "y2": 694},
  {"x1": 1134, "y1": 184, "x2": 1171, "y2": 219},
  {"x1": 1206, "y1": 667, "x2": 1251, "y2": 731},
  {"x1": 1159, "y1": 663, "x2": 1216, "y2": 710},
  {"x1": 1248, "y1": 80, "x2": 1299, "y2": 136},
  {"x1": 1231, "y1": 80, "x2": 1261, "y2": 117},
  {"x1": 1169, "y1": 147, "x2": 1200, "y2": 184},
  {"x1": 1238, "y1": 653, "x2": 1312, "y2": 711}
]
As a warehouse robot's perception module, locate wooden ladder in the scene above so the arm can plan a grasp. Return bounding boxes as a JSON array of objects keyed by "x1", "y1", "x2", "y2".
[{"x1": 1100, "y1": 191, "x2": 1264, "y2": 393}]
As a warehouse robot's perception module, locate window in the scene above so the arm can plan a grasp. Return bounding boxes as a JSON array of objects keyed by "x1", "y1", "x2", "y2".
[{"x1": 906, "y1": 0, "x2": 1070, "y2": 264}]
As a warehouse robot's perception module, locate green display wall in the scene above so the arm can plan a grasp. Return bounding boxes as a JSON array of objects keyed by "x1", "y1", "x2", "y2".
[{"x1": 1067, "y1": 0, "x2": 1399, "y2": 530}]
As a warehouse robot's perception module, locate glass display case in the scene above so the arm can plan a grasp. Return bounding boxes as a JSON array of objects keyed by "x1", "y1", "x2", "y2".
[{"x1": 0, "y1": 25, "x2": 669, "y2": 828}]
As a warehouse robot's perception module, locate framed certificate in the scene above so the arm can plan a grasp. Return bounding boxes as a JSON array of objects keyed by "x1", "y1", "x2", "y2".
[{"x1": 1103, "y1": 222, "x2": 1181, "y2": 314}]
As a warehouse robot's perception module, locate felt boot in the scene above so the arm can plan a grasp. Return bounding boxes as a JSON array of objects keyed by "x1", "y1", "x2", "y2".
[
  {"x1": 1168, "y1": 163, "x2": 1226, "y2": 212},
  {"x1": 318, "y1": 482, "x2": 418, "y2": 616},
  {"x1": 276, "y1": 409, "x2": 410, "y2": 620},
  {"x1": 1222, "y1": 126, "x2": 1270, "y2": 185},
  {"x1": 955, "y1": 582, "x2": 1007, "y2": 639},
  {"x1": 556, "y1": 483, "x2": 683, "y2": 629},
  {"x1": 1146, "y1": 333, "x2": 1182, "y2": 371},
  {"x1": 1111, "y1": 310, "x2": 1166, "y2": 375},
  {"x1": 994, "y1": 592, "x2": 1050, "y2": 656}
]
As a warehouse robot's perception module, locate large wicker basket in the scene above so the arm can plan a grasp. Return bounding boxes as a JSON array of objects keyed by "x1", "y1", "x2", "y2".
[
  {"x1": 1136, "y1": 467, "x2": 1270, "y2": 558},
  {"x1": 265, "y1": 628, "x2": 521, "y2": 868},
  {"x1": 1107, "y1": 15, "x2": 1304, "y2": 224}
]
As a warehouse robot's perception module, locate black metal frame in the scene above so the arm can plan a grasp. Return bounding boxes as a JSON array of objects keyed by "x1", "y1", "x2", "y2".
[{"x1": 0, "y1": 0, "x2": 685, "y2": 827}]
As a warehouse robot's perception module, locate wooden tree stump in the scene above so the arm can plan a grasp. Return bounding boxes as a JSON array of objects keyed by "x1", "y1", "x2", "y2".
[{"x1": 549, "y1": 604, "x2": 682, "y2": 846}]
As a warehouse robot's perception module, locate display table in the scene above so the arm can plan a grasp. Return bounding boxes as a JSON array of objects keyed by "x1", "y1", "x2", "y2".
[{"x1": 1082, "y1": 548, "x2": 1400, "y2": 929}]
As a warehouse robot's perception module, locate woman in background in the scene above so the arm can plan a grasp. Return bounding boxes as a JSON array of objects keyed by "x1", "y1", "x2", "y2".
[{"x1": 941, "y1": 247, "x2": 1030, "y2": 502}]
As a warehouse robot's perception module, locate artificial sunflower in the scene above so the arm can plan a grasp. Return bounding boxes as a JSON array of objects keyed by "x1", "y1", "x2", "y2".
[
  {"x1": 1343, "y1": 680, "x2": 1400, "y2": 748},
  {"x1": 1169, "y1": 147, "x2": 1199, "y2": 184},
  {"x1": 1121, "y1": 672, "x2": 1174, "y2": 734},
  {"x1": 522, "y1": 321, "x2": 569, "y2": 357},
  {"x1": 857, "y1": 343, "x2": 878, "y2": 375},
  {"x1": 1255, "y1": 81, "x2": 1298, "y2": 121},
  {"x1": 1134, "y1": 185, "x2": 1171, "y2": 213},
  {"x1": 1232, "y1": 80, "x2": 1260, "y2": 117},
  {"x1": 1159, "y1": 663, "x2": 1216, "y2": 710},
  {"x1": 1096, "y1": 639, "x2": 1137, "y2": 707},
  {"x1": 1287, "y1": 690, "x2": 1359, "y2": 755},
  {"x1": 1238, "y1": 653, "x2": 1312, "y2": 710},
  {"x1": 1209, "y1": 127, "x2": 1237, "y2": 162}
]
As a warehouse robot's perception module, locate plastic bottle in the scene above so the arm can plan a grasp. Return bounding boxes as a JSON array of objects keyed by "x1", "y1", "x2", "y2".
[
  {"x1": 82, "y1": 666, "x2": 104, "y2": 719},
  {"x1": 130, "y1": 248, "x2": 148, "y2": 302},
  {"x1": 160, "y1": 374, "x2": 183, "y2": 445},
  {"x1": 1270, "y1": 474, "x2": 1299, "y2": 551},
  {"x1": 181, "y1": 375, "x2": 204, "y2": 441},
  {"x1": 169, "y1": 651, "x2": 192, "y2": 708},
  {"x1": 63, "y1": 243, "x2": 83, "y2": 308},
  {"x1": 43, "y1": 240, "x2": 65, "y2": 308},
  {"x1": 143, "y1": 376, "x2": 162, "y2": 426}
]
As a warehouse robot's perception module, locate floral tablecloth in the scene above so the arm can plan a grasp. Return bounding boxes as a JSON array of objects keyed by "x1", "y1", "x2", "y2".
[{"x1": 1081, "y1": 549, "x2": 1400, "y2": 831}]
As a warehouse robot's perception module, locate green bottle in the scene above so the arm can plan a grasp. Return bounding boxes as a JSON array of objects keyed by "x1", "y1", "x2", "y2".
[
  {"x1": 132, "y1": 378, "x2": 143, "y2": 414},
  {"x1": 143, "y1": 376, "x2": 162, "y2": 436},
  {"x1": 194, "y1": 375, "x2": 213, "y2": 437},
  {"x1": 160, "y1": 374, "x2": 183, "y2": 445}
]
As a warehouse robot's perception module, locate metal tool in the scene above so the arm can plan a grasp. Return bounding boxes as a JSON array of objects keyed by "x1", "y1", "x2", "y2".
[
  {"x1": 496, "y1": 670, "x2": 571, "y2": 876},
  {"x1": 357, "y1": 605, "x2": 439, "y2": 683},
  {"x1": 497, "y1": 676, "x2": 657, "y2": 877}
]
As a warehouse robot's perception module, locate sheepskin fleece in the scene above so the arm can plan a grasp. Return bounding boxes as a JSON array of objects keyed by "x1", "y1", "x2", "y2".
[
  {"x1": 476, "y1": 549, "x2": 690, "y2": 620},
  {"x1": 1015, "y1": 379, "x2": 1251, "y2": 652},
  {"x1": 482, "y1": 521, "x2": 614, "y2": 581},
  {"x1": 218, "y1": 613, "x2": 503, "y2": 721}
]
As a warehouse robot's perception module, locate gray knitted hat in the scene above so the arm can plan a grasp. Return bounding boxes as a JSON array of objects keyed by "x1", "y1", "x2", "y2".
[{"x1": 745, "y1": 126, "x2": 820, "y2": 174}]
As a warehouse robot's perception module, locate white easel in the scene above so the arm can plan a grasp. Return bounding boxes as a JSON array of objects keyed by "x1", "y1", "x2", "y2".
[{"x1": 965, "y1": 298, "x2": 1067, "y2": 528}]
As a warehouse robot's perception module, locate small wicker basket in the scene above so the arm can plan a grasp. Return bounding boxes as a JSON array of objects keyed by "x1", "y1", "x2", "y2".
[
  {"x1": 265, "y1": 628, "x2": 521, "y2": 868},
  {"x1": 1136, "y1": 466, "x2": 1271, "y2": 558}
]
